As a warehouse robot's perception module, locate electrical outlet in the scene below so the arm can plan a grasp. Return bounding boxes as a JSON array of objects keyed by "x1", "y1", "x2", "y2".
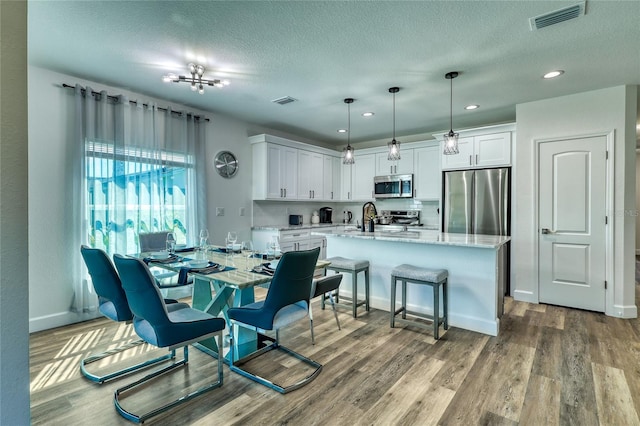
[
  {"x1": 216, "y1": 207, "x2": 225, "y2": 217},
  {"x1": 239, "y1": 207, "x2": 245, "y2": 216}
]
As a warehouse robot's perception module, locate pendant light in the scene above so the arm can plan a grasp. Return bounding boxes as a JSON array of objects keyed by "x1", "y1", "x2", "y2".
[
  {"x1": 342, "y1": 98, "x2": 355, "y2": 165},
  {"x1": 387, "y1": 87, "x2": 401, "y2": 161},
  {"x1": 443, "y1": 71, "x2": 460, "y2": 155}
]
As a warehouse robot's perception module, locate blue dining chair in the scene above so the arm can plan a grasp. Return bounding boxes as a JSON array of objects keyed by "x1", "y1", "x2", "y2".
[
  {"x1": 79, "y1": 245, "x2": 190, "y2": 384},
  {"x1": 227, "y1": 247, "x2": 322, "y2": 394},
  {"x1": 113, "y1": 254, "x2": 226, "y2": 423}
]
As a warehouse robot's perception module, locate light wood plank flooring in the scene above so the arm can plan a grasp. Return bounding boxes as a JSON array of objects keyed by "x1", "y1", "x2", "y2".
[{"x1": 30, "y1": 280, "x2": 640, "y2": 425}]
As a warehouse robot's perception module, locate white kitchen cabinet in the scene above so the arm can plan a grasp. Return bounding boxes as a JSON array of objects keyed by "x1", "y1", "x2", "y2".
[
  {"x1": 252, "y1": 142, "x2": 298, "y2": 199},
  {"x1": 375, "y1": 149, "x2": 414, "y2": 175},
  {"x1": 340, "y1": 162, "x2": 353, "y2": 200},
  {"x1": 352, "y1": 153, "x2": 376, "y2": 200},
  {"x1": 413, "y1": 144, "x2": 441, "y2": 200},
  {"x1": 298, "y1": 150, "x2": 323, "y2": 200},
  {"x1": 440, "y1": 131, "x2": 511, "y2": 170},
  {"x1": 322, "y1": 155, "x2": 338, "y2": 201},
  {"x1": 309, "y1": 236, "x2": 327, "y2": 259},
  {"x1": 252, "y1": 228, "x2": 325, "y2": 259}
]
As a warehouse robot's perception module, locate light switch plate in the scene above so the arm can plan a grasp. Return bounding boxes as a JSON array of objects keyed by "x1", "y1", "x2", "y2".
[{"x1": 216, "y1": 207, "x2": 225, "y2": 217}]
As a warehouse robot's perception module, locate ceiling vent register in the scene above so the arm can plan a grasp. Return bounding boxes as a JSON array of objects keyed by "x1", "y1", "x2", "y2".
[
  {"x1": 529, "y1": 1, "x2": 586, "y2": 31},
  {"x1": 272, "y1": 96, "x2": 297, "y2": 105}
]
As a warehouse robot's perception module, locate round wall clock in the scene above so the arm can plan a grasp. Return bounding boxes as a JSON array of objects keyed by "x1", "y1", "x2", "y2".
[{"x1": 214, "y1": 150, "x2": 238, "y2": 178}]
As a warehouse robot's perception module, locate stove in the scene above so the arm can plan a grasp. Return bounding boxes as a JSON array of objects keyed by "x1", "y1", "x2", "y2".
[{"x1": 378, "y1": 209, "x2": 421, "y2": 227}]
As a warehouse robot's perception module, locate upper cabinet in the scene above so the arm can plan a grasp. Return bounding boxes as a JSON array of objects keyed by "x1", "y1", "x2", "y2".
[
  {"x1": 250, "y1": 134, "x2": 340, "y2": 201},
  {"x1": 322, "y1": 155, "x2": 338, "y2": 201},
  {"x1": 351, "y1": 153, "x2": 376, "y2": 200},
  {"x1": 375, "y1": 149, "x2": 414, "y2": 175},
  {"x1": 297, "y1": 150, "x2": 323, "y2": 200},
  {"x1": 436, "y1": 124, "x2": 515, "y2": 170},
  {"x1": 413, "y1": 143, "x2": 441, "y2": 200},
  {"x1": 259, "y1": 143, "x2": 298, "y2": 199},
  {"x1": 340, "y1": 162, "x2": 353, "y2": 201}
]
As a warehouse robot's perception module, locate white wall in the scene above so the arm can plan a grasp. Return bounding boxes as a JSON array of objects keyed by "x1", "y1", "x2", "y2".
[
  {"x1": 27, "y1": 65, "x2": 323, "y2": 331},
  {"x1": 1, "y1": 1, "x2": 31, "y2": 423},
  {"x1": 636, "y1": 150, "x2": 640, "y2": 254},
  {"x1": 514, "y1": 85, "x2": 638, "y2": 318}
]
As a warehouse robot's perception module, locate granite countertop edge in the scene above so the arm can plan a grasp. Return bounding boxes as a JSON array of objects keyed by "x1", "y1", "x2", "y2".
[
  {"x1": 310, "y1": 229, "x2": 510, "y2": 249},
  {"x1": 252, "y1": 224, "x2": 440, "y2": 232}
]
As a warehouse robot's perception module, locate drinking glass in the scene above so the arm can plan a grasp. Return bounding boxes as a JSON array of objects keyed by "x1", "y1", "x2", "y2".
[
  {"x1": 166, "y1": 233, "x2": 176, "y2": 254},
  {"x1": 199, "y1": 229, "x2": 209, "y2": 250},
  {"x1": 241, "y1": 241, "x2": 254, "y2": 269},
  {"x1": 227, "y1": 231, "x2": 237, "y2": 250}
]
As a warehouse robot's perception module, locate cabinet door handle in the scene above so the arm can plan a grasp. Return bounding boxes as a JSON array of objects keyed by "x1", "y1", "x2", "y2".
[
  {"x1": 331, "y1": 191, "x2": 333, "y2": 199},
  {"x1": 280, "y1": 188, "x2": 283, "y2": 198},
  {"x1": 475, "y1": 154, "x2": 478, "y2": 164},
  {"x1": 312, "y1": 190, "x2": 315, "y2": 198},
  {"x1": 284, "y1": 188, "x2": 287, "y2": 198},
  {"x1": 469, "y1": 155, "x2": 472, "y2": 166}
]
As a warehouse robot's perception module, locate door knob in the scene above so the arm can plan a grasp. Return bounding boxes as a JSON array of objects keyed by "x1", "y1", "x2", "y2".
[{"x1": 541, "y1": 228, "x2": 556, "y2": 234}]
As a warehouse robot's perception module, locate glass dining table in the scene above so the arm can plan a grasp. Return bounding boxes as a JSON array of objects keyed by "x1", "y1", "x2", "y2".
[{"x1": 138, "y1": 247, "x2": 331, "y2": 362}]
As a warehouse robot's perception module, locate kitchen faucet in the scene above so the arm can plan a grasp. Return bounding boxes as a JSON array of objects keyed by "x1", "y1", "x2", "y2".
[{"x1": 362, "y1": 202, "x2": 377, "y2": 231}]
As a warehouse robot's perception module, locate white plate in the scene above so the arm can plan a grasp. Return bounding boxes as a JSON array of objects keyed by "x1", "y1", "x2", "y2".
[
  {"x1": 188, "y1": 260, "x2": 209, "y2": 269},
  {"x1": 150, "y1": 251, "x2": 170, "y2": 259},
  {"x1": 269, "y1": 260, "x2": 280, "y2": 269}
]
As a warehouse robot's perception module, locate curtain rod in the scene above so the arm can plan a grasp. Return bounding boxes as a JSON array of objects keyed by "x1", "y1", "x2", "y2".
[{"x1": 61, "y1": 83, "x2": 210, "y2": 122}]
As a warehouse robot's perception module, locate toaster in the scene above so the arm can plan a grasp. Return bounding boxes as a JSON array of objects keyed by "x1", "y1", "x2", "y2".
[{"x1": 289, "y1": 214, "x2": 303, "y2": 226}]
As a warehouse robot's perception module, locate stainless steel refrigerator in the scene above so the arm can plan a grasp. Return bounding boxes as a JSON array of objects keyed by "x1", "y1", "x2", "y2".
[{"x1": 443, "y1": 168, "x2": 510, "y2": 236}]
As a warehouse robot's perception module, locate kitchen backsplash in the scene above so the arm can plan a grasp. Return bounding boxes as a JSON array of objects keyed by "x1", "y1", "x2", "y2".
[{"x1": 252, "y1": 199, "x2": 440, "y2": 228}]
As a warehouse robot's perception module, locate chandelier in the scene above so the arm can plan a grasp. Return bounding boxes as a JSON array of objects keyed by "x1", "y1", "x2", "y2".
[{"x1": 162, "y1": 63, "x2": 229, "y2": 95}]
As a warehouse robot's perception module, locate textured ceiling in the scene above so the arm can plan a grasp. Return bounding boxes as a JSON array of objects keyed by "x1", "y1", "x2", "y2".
[{"x1": 28, "y1": 1, "x2": 640, "y2": 147}]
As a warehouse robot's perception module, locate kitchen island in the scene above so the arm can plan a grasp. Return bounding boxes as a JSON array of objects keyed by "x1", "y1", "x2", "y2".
[{"x1": 311, "y1": 228, "x2": 510, "y2": 336}]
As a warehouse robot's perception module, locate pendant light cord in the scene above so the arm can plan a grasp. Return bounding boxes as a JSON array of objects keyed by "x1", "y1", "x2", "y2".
[
  {"x1": 347, "y1": 101, "x2": 351, "y2": 146},
  {"x1": 449, "y1": 76, "x2": 453, "y2": 132},
  {"x1": 392, "y1": 91, "x2": 396, "y2": 140}
]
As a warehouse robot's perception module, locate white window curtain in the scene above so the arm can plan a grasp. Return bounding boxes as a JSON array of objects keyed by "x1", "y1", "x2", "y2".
[{"x1": 71, "y1": 84, "x2": 206, "y2": 313}]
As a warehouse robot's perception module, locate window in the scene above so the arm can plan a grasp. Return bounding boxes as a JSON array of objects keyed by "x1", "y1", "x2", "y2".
[{"x1": 86, "y1": 139, "x2": 193, "y2": 255}]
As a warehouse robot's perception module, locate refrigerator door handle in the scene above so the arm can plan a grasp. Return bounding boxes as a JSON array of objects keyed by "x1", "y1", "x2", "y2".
[{"x1": 541, "y1": 228, "x2": 556, "y2": 234}]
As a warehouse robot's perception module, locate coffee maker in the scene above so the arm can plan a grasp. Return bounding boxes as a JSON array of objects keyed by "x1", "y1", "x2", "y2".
[{"x1": 319, "y1": 207, "x2": 333, "y2": 224}]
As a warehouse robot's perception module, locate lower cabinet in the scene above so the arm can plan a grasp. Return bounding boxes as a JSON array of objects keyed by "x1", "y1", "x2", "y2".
[{"x1": 252, "y1": 229, "x2": 326, "y2": 259}]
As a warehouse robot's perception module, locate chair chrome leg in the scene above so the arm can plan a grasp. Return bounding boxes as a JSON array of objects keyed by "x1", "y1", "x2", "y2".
[
  {"x1": 114, "y1": 332, "x2": 223, "y2": 423},
  {"x1": 229, "y1": 323, "x2": 322, "y2": 394},
  {"x1": 328, "y1": 293, "x2": 341, "y2": 330},
  {"x1": 81, "y1": 338, "x2": 176, "y2": 384}
]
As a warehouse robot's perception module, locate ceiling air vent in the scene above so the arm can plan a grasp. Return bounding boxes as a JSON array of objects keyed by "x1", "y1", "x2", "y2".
[
  {"x1": 529, "y1": 1, "x2": 586, "y2": 30},
  {"x1": 271, "y1": 96, "x2": 298, "y2": 105}
]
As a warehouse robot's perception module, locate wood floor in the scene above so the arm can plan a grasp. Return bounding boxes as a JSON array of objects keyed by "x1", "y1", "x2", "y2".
[{"x1": 30, "y1": 279, "x2": 640, "y2": 426}]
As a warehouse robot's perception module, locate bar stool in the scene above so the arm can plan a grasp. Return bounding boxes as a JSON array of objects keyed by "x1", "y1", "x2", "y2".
[
  {"x1": 324, "y1": 257, "x2": 370, "y2": 318},
  {"x1": 390, "y1": 264, "x2": 448, "y2": 339}
]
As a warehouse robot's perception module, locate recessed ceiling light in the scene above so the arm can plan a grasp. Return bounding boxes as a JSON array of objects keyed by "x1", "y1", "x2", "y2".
[
  {"x1": 337, "y1": 129, "x2": 347, "y2": 133},
  {"x1": 465, "y1": 105, "x2": 479, "y2": 110},
  {"x1": 543, "y1": 70, "x2": 564, "y2": 79},
  {"x1": 362, "y1": 112, "x2": 375, "y2": 117}
]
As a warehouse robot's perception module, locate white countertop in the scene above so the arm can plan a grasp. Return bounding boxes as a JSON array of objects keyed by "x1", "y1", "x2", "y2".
[{"x1": 312, "y1": 228, "x2": 510, "y2": 249}]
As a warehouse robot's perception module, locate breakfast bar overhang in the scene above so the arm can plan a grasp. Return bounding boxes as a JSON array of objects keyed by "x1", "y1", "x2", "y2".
[{"x1": 313, "y1": 229, "x2": 511, "y2": 336}]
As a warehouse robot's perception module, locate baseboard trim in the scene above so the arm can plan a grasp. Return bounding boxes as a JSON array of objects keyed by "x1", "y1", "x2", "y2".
[{"x1": 30, "y1": 310, "x2": 101, "y2": 333}]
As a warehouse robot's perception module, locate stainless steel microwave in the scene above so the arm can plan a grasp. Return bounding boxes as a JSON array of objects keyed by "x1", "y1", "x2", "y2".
[{"x1": 373, "y1": 174, "x2": 414, "y2": 199}]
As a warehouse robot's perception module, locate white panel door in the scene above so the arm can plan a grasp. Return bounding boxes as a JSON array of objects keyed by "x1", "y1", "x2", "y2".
[
  {"x1": 352, "y1": 153, "x2": 376, "y2": 200},
  {"x1": 282, "y1": 146, "x2": 298, "y2": 199},
  {"x1": 538, "y1": 136, "x2": 607, "y2": 311}
]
